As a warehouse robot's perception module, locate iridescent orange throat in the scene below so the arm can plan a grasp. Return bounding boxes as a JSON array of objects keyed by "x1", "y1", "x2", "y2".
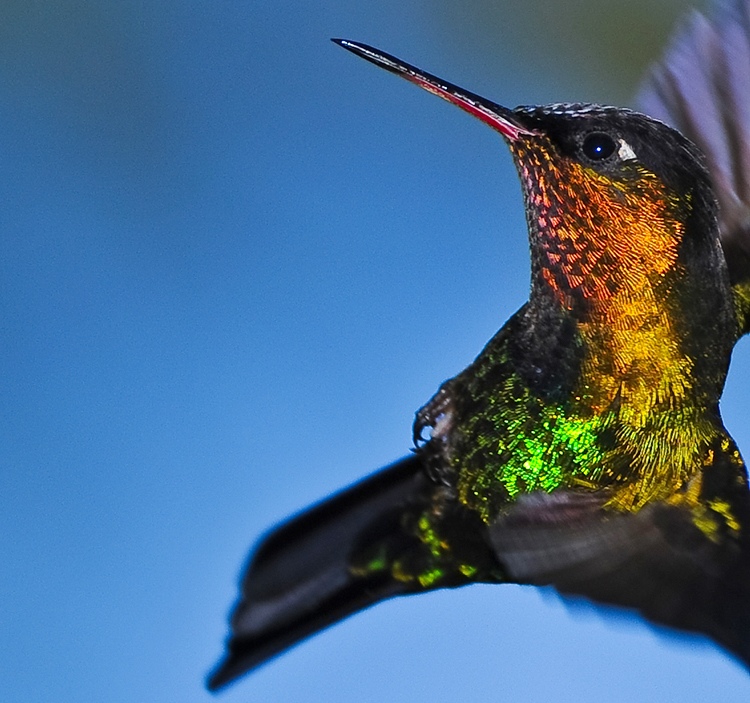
[{"x1": 513, "y1": 140, "x2": 689, "y2": 318}]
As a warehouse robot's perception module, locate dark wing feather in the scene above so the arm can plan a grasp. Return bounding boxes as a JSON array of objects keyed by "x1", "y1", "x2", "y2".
[
  {"x1": 207, "y1": 455, "x2": 429, "y2": 691},
  {"x1": 638, "y1": 0, "x2": 750, "y2": 306},
  {"x1": 489, "y1": 490, "x2": 750, "y2": 670}
]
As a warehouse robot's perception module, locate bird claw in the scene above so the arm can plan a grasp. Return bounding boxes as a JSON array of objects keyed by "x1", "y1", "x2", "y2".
[{"x1": 413, "y1": 384, "x2": 456, "y2": 448}]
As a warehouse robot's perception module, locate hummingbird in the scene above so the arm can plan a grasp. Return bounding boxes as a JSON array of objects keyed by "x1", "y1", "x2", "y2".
[{"x1": 208, "y1": 4, "x2": 750, "y2": 691}]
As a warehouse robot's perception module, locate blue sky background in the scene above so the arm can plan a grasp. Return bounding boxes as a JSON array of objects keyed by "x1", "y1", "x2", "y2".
[{"x1": 4, "y1": 1, "x2": 750, "y2": 701}]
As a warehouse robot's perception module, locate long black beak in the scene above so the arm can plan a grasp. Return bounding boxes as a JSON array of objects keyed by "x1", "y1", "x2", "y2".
[{"x1": 332, "y1": 39, "x2": 536, "y2": 141}]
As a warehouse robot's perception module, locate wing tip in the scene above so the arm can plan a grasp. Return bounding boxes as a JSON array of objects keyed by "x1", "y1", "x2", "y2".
[{"x1": 206, "y1": 649, "x2": 253, "y2": 692}]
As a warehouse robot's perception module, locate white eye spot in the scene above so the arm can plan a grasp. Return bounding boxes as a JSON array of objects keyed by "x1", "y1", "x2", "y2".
[{"x1": 618, "y1": 139, "x2": 637, "y2": 161}]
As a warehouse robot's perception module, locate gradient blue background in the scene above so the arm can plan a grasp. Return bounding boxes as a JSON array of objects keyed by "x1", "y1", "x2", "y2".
[{"x1": 4, "y1": 1, "x2": 750, "y2": 701}]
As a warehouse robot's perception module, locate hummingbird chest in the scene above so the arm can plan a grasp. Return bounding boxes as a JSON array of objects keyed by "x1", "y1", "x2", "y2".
[{"x1": 416, "y1": 301, "x2": 722, "y2": 523}]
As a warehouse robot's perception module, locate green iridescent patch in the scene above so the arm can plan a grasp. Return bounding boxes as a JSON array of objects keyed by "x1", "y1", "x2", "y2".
[{"x1": 458, "y1": 396, "x2": 608, "y2": 521}]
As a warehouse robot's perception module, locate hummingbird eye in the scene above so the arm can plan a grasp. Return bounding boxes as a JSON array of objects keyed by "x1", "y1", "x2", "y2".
[{"x1": 581, "y1": 132, "x2": 617, "y2": 161}]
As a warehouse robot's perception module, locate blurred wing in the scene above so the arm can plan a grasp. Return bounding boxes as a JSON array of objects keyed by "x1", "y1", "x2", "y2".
[
  {"x1": 207, "y1": 455, "x2": 430, "y2": 691},
  {"x1": 489, "y1": 490, "x2": 750, "y2": 670},
  {"x1": 638, "y1": 0, "x2": 750, "y2": 327}
]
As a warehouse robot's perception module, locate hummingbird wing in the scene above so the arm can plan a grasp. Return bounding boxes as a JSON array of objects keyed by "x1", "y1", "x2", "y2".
[
  {"x1": 206, "y1": 455, "x2": 433, "y2": 690},
  {"x1": 489, "y1": 485, "x2": 750, "y2": 670},
  {"x1": 638, "y1": 0, "x2": 750, "y2": 328}
]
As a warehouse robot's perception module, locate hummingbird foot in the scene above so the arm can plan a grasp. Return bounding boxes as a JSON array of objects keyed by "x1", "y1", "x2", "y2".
[
  {"x1": 413, "y1": 383, "x2": 459, "y2": 489},
  {"x1": 413, "y1": 383, "x2": 456, "y2": 448}
]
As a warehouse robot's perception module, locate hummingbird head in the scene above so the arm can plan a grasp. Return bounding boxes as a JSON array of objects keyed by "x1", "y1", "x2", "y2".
[{"x1": 334, "y1": 40, "x2": 735, "y2": 343}]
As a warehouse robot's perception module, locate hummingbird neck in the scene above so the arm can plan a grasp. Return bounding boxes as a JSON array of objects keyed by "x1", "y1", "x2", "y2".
[
  {"x1": 525, "y1": 283, "x2": 701, "y2": 411},
  {"x1": 565, "y1": 284, "x2": 698, "y2": 414},
  {"x1": 519, "y1": 152, "x2": 734, "y2": 419}
]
